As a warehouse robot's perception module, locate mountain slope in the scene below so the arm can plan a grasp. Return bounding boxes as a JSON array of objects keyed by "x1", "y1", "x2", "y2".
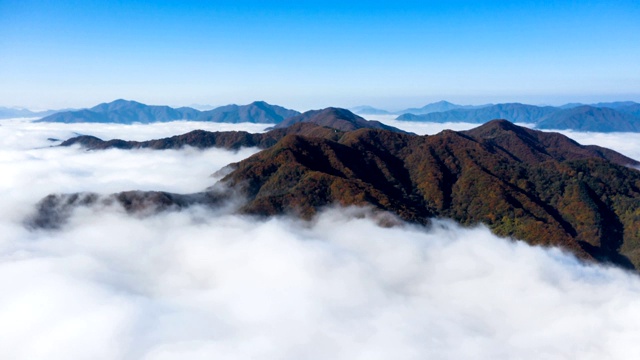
[{"x1": 221, "y1": 120, "x2": 640, "y2": 269}]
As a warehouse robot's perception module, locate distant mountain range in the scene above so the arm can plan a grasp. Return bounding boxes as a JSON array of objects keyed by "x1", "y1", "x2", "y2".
[
  {"x1": 351, "y1": 100, "x2": 491, "y2": 116},
  {"x1": 35, "y1": 99, "x2": 300, "y2": 124},
  {"x1": 61, "y1": 107, "x2": 410, "y2": 150},
  {"x1": 5, "y1": 98, "x2": 640, "y2": 132},
  {"x1": 35, "y1": 113, "x2": 640, "y2": 271},
  {"x1": 351, "y1": 100, "x2": 640, "y2": 132},
  {"x1": 536, "y1": 105, "x2": 640, "y2": 132},
  {"x1": 0, "y1": 107, "x2": 61, "y2": 119},
  {"x1": 397, "y1": 103, "x2": 559, "y2": 123}
]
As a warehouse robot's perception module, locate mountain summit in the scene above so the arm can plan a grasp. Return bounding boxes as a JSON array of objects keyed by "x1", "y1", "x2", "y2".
[{"x1": 273, "y1": 107, "x2": 409, "y2": 133}]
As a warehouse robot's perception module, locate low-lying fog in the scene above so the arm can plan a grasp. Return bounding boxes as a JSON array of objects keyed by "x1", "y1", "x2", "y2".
[{"x1": 2, "y1": 118, "x2": 640, "y2": 359}]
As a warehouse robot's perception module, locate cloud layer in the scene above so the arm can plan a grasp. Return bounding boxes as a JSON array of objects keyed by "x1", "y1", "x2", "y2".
[
  {"x1": 3, "y1": 206, "x2": 640, "y2": 359},
  {"x1": 2, "y1": 119, "x2": 640, "y2": 359}
]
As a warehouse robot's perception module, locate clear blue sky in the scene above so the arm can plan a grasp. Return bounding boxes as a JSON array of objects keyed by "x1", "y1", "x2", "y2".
[{"x1": 1, "y1": 0, "x2": 639, "y2": 110}]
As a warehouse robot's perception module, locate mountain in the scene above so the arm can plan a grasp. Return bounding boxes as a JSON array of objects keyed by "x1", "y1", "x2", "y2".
[
  {"x1": 351, "y1": 101, "x2": 492, "y2": 116},
  {"x1": 220, "y1": 120, "x2": 640, "y2": 269},
  {"x1": 397, "y1": 103, "x2": 559, "y2": 123},
  {"x1": 37, "y1": 99, "x2": 198, "y2": 123},
  {"x1": 196, "y1": 101, "x2": 300, "y2": 123},
  {"x1": 617, "y1": 103, "x2": 640, "y2": 118},
  {"x1": 395, "y1": 102, "x2": 640, "y2": 132},
  {"x1": 591, "y1": 101, "x2": 640, "y2": 110},
  {"x1": 36, "y1": 99, "x2": 300, "y2": 124},
  {"x1": 31, "y1": 99, "x2": 640, "y2": 132},
  {"x1": 0, "y1": 107, "x2": 60, "y2": 119},
  {"x1": 559, "y1": 103, "x2": 585, "y2": 109},
  {"x1": 536, "y1": 106, "x2": 640, "y2": 132},
  {"x1": 273, "y1": 107, "x2": 409, "y2": 133},
  {"x1": 400, "y1": 100, "x2": 490, "y2": 115},
  {"x1": 40, "y1": 120, "x2": 640, "y2": 270},
  {"x1": 350, "y1": 105, "x2": 391, "y2": 115},
  {"x1": 60, "y1": 122, "x2": 343, "y2": 151},
  {"x1": 59, "y1": 107, "x2": 407, "y2": 150}
]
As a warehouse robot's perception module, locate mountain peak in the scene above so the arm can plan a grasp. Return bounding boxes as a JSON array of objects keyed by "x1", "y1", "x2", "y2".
[
  {"x1": 464, "y1": 119, "x2": 638, "y2": 166},
  {"x1": 465, "y1": 119, "x2": 525, "y2": 136},
  {"x1": 274, "y1": 107, "x2": 408, "y2": 133}
]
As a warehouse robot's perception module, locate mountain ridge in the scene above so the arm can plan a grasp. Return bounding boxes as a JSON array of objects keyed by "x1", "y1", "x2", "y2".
[
  {"x1": 394, "y1": 102, "x2": 640, "y2": 132},
  {"x1": 36, "y1": 99, "x2": 300, "y2": 124},
  {"x1": 41, "y1": 119, "x2": 640, "y2": 270},
  {"x1": 26, "y1": 99, "x2": 640, "y2": 132},
  {"x1": 60, "y1": 107, "x2": 406, "y2": 150}
]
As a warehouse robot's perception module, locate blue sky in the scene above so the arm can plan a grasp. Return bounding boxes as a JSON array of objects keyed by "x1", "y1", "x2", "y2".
[{"x1": 1, "y1": 0, "x2": 639, "y2": 110}]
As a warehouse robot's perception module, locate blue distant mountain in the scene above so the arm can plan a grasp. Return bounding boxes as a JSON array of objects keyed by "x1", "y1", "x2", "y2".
[
  {"x1": 197, "y1": 101, "x2": 299, "y2": 123},
  {"x1": 350, "y1": 105, "x2": 391, "y2": 115},
  {"x1": 536, "y1": 105, "x2": 640, "y2": 132},
  {"x1": 397, "y1": 103, "x2": 558, "y2": 123},
  {"x1": 0, "y1": 107, "x2": 61, "y2": 119},
  {"x1": 21, "y1": 98, "x2": 640, "y2": 132},
  {"x1": 399, "y1": 100, "x2": 491, "y2": 115},
  {"x1": 351, "y1": 100, "x2": 491, "y2": 116},
  {"x1": 36, "y1": 99, "x2": 300, "y2": 124},
  {"x1": 616, "y1": 103, "x2": 640, "y2": 118},
  {"x1": 559, "y1": 101, "x2": 639, "y2": 110},
  {"x1": 395, "y1": 101, "x2": 640, "y2": 132}
]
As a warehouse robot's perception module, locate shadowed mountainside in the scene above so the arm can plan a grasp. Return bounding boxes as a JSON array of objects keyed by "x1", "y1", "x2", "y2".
[{"x1": 37, "y1": 119, "x2": 640, "y2": 270}]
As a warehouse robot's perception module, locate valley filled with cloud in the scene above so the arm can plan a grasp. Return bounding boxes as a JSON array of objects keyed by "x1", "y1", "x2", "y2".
[{"x1": 2, "y1": 119, "x2": 640, "y2": 359}]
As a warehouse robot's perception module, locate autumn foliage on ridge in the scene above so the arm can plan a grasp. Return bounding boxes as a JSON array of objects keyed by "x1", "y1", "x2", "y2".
[{"x1": 54, "y1": 109, "x2": 640, "y2": 269}]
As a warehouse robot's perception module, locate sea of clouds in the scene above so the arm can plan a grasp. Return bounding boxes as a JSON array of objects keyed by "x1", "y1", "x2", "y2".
[{"x1": 2, "y1": 118, "x2": 640, "y2": 359}]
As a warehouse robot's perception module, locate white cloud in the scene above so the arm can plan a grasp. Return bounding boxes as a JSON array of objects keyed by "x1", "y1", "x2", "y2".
[
  {"x1": 552, "y1": 130, "x2": 640, "y2": 162},
  {"x1": 0, "y1": 118, "x2": 272, "y2": 149},
  {"x1": 1, "y1": 120, "x2": 640, "y2": 359},
  {"x1": 363, "y1": 115, "x2": 484, "y2": 135},
  {"x1": 2, "y1": 206, "x2": 640, "y2": 359}
]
